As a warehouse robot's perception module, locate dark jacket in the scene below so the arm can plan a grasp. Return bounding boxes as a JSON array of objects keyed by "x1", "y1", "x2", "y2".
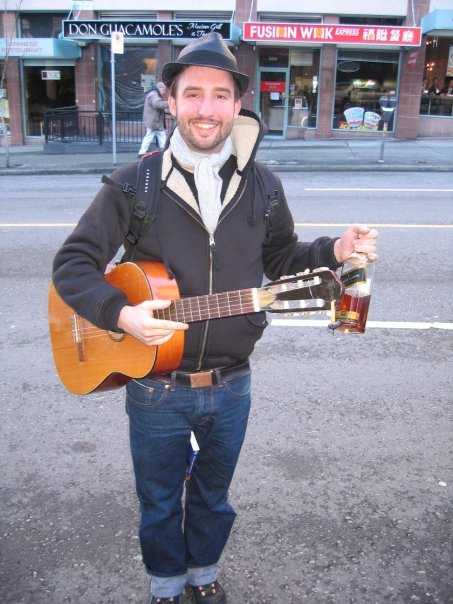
[{"x1": 52, "y1": 109, "x2": 341, "y2": 371}]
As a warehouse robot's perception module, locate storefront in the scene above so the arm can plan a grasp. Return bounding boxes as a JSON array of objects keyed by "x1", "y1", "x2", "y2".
[
  {"x1": 0, "y1": 12, "x2": 80, "y2": 144},
  {"x1": 3, "y1": 3, "x2": 452, "y2": 146},
  {"x1": 419, "y1": 9, "x2": 453, "y2": 136},
  {"x1": 62, "y1": 18, "x2": 238, "y2": 114},
  {"x1": 243, "y1": 20, "x2": 421, "y2": 139}
]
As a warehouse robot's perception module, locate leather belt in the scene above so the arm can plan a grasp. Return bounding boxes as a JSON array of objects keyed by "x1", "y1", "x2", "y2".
[{"x1": 152, "y1": 361, "x2": 250, "y2": 389}]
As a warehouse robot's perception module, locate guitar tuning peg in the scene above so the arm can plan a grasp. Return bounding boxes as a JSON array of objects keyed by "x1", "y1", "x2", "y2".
[{"x1": 295, "y1": 269, "x2": 310, "y2": 276}]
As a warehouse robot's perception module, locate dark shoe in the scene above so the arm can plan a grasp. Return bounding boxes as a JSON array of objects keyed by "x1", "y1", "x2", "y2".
[
  {"x1": 190, "y1": 580, "x2": 226, "y2": 603},
  {"x1": 149, "y1": 596, "x2": 180, "y2": 604}
]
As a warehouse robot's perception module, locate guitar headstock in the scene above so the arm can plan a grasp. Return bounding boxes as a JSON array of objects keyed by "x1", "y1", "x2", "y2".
[{"x1": 258, "y1": 268, "x2": 344, "y2": 314}]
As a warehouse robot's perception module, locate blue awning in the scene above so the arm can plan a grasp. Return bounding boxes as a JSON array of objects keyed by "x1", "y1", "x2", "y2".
[
  {"x1": 422, "y1": 10, "x2": 453, "y2": 36},
  {"x1": 0, "y1": 38, "x2": 81, "y2": 59}
]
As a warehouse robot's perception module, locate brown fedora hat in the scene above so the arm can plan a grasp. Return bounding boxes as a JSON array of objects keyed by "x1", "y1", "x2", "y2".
[{"x1": 162, "y1": 32, "x2": 249, "y2": 95}]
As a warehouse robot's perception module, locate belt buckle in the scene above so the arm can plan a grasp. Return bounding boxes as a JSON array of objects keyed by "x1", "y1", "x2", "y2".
[{"x1": 190, "y1": 371, "x2": 213, "y2": 388}]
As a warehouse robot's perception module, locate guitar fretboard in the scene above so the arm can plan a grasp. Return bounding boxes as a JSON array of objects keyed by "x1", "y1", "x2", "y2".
[{"x1": 155, "y1": 289, "x2": 257, "y2": 323}]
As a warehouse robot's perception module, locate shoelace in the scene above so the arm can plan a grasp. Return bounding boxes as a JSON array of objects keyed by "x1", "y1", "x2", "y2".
[{"x1": 195, "y1": 582, "x2": 218, "y2": 597}]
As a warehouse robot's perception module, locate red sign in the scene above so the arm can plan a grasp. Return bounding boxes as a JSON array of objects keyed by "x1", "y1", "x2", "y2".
[
  {"x1": 260, "y1": 80, "x2": 286, "y2": 93},
  {"x1": 243, "y1": 22, "x2": 421, "y2": 47}
]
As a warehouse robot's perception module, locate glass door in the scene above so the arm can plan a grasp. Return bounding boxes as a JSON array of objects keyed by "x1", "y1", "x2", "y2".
[
  {"x1": 258, "y1": 69, "x2": 289, "y2": 137},
  {"x1": 23, "y1": 65, "x2": 75, "y2": 136}
]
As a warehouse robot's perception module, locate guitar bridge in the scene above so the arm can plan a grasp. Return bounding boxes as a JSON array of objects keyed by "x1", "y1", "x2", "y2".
[{"x1": 71, "y1": 313, "x2": 86, "y2": 362}]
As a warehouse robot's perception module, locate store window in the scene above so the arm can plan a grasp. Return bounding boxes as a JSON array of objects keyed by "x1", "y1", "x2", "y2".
[
  {"x1": 23, "y1": 65, "x2": 75, "y2": 136},
  {"x1": 20, "y1": 13, "x2": 65, "y2": 38},
  {"x1": 339, "y1": 16, "x2": 403, "y2": 27},
  {"x1": 100, "y1": 45, "x2": 159, "y2": 114},
  {"x1": 420, "y1": 36, "x2": 453, "y2": 117},
  {"x1": 333, "y1": 51, "x2": 399, "y2": 131}
]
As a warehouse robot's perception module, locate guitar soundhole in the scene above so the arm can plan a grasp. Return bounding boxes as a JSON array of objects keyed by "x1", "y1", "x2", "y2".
[{"x1": 108, "y1": 330, "x2": 127, "y2": 342}]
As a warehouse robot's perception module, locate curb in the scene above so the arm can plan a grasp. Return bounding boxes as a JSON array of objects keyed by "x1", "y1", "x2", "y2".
[{"x1": 1, "y1": 163, "x2": 452, "y2": 175}]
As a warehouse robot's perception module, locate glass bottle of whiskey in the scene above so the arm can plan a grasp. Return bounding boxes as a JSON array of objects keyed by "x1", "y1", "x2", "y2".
[{"x1": 334, "y1": 253, "x2": 376, "y2": 334}]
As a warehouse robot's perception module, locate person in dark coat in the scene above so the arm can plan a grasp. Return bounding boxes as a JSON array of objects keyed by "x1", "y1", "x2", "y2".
[{"x1": 52, "y1": 32, "x2": 378, "y2": 604}]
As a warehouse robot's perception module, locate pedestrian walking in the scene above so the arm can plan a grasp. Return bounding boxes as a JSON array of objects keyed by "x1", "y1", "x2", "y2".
[{"x1": 138, "y1": 81, "x2": 169, "y2": 157}]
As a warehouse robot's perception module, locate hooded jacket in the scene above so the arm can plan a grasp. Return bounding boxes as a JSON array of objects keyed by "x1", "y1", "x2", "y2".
[{"x1": 52, "y1": 109, "x2": 341, "y2": 372}]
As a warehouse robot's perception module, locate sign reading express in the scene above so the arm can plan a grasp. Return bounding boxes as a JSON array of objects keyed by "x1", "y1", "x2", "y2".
[
  {"x1": 243, "y1": 22, "x2": 422, "y2": 47},
  {"x1": 63, "y1": 20, "x2": 231, "y2": 40}
]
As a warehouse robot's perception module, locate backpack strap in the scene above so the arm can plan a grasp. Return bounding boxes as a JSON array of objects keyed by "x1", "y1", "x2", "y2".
[
  {"x1": 100, "y1": 150, "x2": 164, "y2": 262},
  {"x1": 255, "y1": 162, "x2": 279, "y2": 244},
  {"x1": 125, "y1": 149, "x2": 163, "y2": 254}
]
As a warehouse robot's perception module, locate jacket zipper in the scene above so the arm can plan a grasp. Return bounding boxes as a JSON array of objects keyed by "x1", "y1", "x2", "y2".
[
  {"x1": 195, "y1": 180, "x2": 248, "y2": 370},
  {"x1": 163, "y1": 180, "x2": 248, "y2": 371}
]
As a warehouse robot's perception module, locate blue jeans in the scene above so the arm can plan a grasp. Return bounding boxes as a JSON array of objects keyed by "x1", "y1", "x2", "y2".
[{"x1": 125, "y1": 373, "x2": 252, "y2": 591}]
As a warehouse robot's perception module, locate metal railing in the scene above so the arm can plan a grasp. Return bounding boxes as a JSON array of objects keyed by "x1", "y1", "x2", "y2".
[
  {"x1": 420, "y1": 95, "x2": 453, "y2": 117},
  {"x1": 44, "y1": 107, "x2": 174, "y2": 145}
]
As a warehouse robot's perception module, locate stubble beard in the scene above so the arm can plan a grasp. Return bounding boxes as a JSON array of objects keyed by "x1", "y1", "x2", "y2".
[{"x1": 177, "y1": 117, "x2": 234, "y2": 153}]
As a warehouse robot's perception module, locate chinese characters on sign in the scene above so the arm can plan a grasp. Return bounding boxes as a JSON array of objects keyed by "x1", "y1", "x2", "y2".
[{"x1": 243, "y1": 23, "x2": 421, "y2": 47}]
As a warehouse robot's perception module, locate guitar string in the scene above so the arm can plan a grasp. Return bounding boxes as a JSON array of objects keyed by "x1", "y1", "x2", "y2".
[
  {"x1": 69, "y1": 299, "x2": 258, "y2": 341},
  {"x1": 66, "y1": 282, "x2": 320, "y2": 342}
]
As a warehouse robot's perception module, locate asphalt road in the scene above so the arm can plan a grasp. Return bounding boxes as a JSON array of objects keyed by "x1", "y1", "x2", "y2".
[{"x1": 1, "y1": 172, "x2": 452, "y2": 603}]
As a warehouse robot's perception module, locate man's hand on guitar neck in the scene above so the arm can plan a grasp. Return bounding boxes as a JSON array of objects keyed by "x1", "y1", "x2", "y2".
[
  {"x1": 117, "y1": 300, "x2": 189, "y2": 346},
  {"x1": 334, "y1": 224, "x2": 379, "y2": 264}
]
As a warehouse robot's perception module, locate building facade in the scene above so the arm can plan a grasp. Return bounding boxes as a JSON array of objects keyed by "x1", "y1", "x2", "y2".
[{"x1": 1, "y1": 0, "x2": 452, "y2": 147}]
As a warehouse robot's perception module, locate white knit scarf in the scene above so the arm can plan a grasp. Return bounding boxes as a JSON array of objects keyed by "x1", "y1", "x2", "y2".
[{"x1": 170, "y1": 127, "x2": 234, "y2": 236}]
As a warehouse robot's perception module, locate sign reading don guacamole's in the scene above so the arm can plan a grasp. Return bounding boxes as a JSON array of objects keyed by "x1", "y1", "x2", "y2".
[{"x1": 63, "y1": 20, "x2": 231, "y2": 41}]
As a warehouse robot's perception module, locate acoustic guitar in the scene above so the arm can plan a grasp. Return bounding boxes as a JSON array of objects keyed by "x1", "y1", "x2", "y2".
[{"x1": 48, "y1": 261, "x2": 343, "y2": 395}]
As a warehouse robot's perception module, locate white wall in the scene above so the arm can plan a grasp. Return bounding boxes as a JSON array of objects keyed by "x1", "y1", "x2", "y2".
[
  {"x1": 429, "y1": 0, "x2": 453, "y2": 9},
  {"x1": 256, "y1": 0, "x2": 408, "y2": 17},
  {"x1": 17, "y1": 0, "x2": 235, "y2": 11}
]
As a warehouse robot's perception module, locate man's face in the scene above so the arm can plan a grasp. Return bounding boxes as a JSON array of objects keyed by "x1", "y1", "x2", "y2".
[{"x1": 168, "y1": 66, "x2": 241, "y2": 154}]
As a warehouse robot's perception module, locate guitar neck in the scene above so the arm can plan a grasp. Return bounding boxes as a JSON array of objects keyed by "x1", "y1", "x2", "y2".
[{"x1": 154, "y1": 288, "x2": 258, "y2": 323}]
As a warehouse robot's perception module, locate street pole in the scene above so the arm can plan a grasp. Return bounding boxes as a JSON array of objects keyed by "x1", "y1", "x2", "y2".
[
  {"x1": 378, "y1": 122, "x2": 388, "y2": 163},
  {"x1": 377, "y1": 93, "x2": 397, "y2": 165},
  {"x1": 110, "y1": 32, "x2": 124, "y2": 167},
  {"x1": 110, "y1": 48, "x2": 116, "y2": 166}
]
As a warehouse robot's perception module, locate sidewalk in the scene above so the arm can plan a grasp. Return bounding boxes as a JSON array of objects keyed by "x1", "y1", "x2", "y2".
[{"x1": 1, "y1": 136, "x2": 453, "y2": 174}]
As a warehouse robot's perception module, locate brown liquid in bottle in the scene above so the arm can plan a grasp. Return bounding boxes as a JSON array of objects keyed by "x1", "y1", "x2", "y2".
[{"x1": 335, "y1": 293, "x2": 371, "y2": 334}]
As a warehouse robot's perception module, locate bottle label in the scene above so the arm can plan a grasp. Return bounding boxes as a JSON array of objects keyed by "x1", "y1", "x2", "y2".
[
  {"x1": 336, "y1": 309, "x2": 360, "y2": 322},
  {"x1": 341, "y1": 266, "x2": 366, "y2": 289}
]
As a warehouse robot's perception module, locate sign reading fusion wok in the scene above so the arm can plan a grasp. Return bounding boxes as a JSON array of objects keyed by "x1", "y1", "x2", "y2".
[
  {"x1": 63, "y1": 20, "x2": 231, "y2": 40},
  {"x1": 243, "y1": 22, "x2": 421, "y2": 46}
]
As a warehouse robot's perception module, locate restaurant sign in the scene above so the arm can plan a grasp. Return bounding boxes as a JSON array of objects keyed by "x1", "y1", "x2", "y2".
[
  {"x1": 63, "y1": 20, "x2": 231, "y2": 40},
  {"x1": 243, "y1": 22, "x2": 421, "y2": 47},
  {"x1": 0, "y1": 38, "x2": 80, "y2": 59}
]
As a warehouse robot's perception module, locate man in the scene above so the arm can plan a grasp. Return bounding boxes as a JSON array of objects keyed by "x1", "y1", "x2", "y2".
[
  {"x1": 138, "y1": 81, "x2": 169, "y2": 157},
  {"x1": 52, "y1": 33, "x2": 378, "y2": 604}
]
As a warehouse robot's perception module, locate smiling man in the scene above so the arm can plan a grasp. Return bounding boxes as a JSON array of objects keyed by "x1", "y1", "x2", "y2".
[
  {"x1": 167, "y1": 66, "x2": 241, "y2": 153},
  {"x1": 52, "y1": 32, "x2": 378, "y2": 604}
]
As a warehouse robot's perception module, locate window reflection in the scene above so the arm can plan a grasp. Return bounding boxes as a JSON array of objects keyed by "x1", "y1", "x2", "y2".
[
  {"x1": 420, "y1": 36, "x2": 453, "y2": 117},
  {"x1": 333, "y1": 51, "x2": 398, "y2": 131}
]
